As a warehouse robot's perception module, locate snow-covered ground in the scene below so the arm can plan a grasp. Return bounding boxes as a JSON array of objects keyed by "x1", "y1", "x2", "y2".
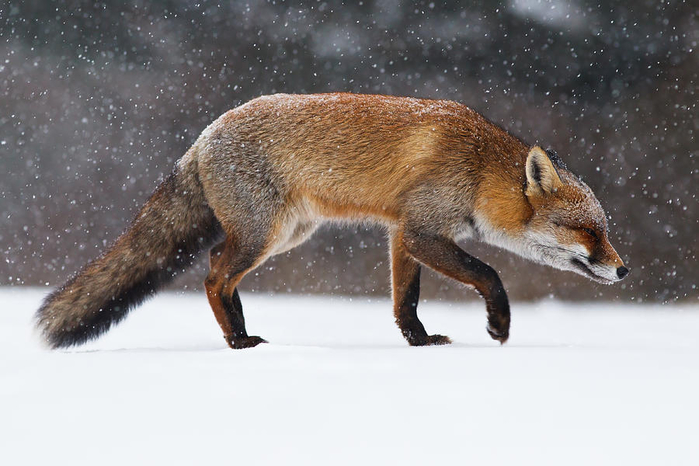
[{"x1": 2, "y1": 288, "x2": 697, "y2": 465}]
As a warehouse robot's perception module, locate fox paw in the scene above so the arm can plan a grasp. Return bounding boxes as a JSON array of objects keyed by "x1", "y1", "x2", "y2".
[
  {"x1": 486, "y1": 325, "x2": 509, "y2": 345},
  {"x1": 226, "y1": 335, "x2": 268, "y2": 349},
  {"x1": 409, "y1": 334, "x2": 452, "y2": 346}
]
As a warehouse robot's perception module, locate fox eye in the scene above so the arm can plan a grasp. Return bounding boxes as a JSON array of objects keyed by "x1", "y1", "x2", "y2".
[{"x1": 581, "y1": 227, "x2": 598, "y2": 239}]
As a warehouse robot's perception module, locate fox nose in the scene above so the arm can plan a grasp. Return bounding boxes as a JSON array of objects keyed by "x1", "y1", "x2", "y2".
[{"x1": 616, "y1": 266, "x2": 629, "y2": 279}]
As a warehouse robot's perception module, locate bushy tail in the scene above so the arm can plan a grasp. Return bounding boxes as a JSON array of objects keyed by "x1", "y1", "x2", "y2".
[{"x1": 35, "y1": 158, "x2": 222, "y2": 348}]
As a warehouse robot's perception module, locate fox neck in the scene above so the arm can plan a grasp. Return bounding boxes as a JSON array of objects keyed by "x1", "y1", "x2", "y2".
[
  {"x1": 471, "y1": 212, "x2": 543, "y2": 264},
  {"x1": 470, "y1": 164, "x2": 539, "y2": 261}
]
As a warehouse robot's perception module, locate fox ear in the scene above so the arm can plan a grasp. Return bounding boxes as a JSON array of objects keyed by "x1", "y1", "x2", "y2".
[{"x1": 526, "y1": 146, "x2": 563, "y2": 196}]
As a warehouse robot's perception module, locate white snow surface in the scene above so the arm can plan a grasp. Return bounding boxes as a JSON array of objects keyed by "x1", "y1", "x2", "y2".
[{"x1": 2, "y1": 288, "x2": 698, "y2": 465}]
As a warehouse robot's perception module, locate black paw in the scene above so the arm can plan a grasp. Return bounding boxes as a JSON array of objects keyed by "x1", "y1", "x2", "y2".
[
  {"x1": 486, "y1": 325, "x2": 509, "y2": 345},
  {"x1": 226, "y1": 335, "x2": 268, "y2": 349},
  {"x1": 408, "y1": 334, "x2": 452, "y2": 346}
]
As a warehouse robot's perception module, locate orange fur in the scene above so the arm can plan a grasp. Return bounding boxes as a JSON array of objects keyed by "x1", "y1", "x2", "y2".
[{"x1": 36, "y1": 93, "x2": 627, "y2": 349}]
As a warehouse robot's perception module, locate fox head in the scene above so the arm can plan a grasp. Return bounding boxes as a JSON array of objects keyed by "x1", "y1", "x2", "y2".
[{"x1": 521, "y1": 146, "x2": 628, "y2": 284}]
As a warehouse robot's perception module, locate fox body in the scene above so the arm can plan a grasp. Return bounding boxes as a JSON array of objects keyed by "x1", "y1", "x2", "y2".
[{"x1": 36, "y1": 93, "x2": 628, "y2": 349}]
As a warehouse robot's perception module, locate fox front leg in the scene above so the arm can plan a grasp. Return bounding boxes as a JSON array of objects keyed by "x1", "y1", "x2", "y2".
[
  {"x1": 389, "y1": 231, "x2": 452, "y2": 346},
  {"x1": 401, "y1": 230, "x2": 510, "y2": 344}
]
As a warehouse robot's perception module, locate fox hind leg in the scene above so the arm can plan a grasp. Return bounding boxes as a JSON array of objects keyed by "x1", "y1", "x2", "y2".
[
  {"x1": 390, "y1": 231, "x2": 452, "y2": 346},
  {"x1": 205, "y1": 239, "x2": 268, "y2": 349}
]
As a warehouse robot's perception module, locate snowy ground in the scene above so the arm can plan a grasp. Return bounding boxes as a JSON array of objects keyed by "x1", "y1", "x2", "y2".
[{"x1": 2, "y1": 288, "x2": 697, "y2": 465}]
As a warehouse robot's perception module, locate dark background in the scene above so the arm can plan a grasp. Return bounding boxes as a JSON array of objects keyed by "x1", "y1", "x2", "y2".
[{"x1": 1, "y1": 0, "x2": 696, "y2": 303}]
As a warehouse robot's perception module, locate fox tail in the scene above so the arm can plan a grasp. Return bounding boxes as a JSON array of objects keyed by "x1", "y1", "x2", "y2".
[{"x1": 35, "y1": 156, "x2": 221, "y2": 348}]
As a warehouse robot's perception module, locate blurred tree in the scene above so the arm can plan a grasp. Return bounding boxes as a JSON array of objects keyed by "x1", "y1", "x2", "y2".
[{"x1": 1, "y1": 0, "x2": 696, "y2": 303}]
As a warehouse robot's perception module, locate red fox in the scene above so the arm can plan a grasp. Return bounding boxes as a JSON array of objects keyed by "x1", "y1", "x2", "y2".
[{"x1": 36, "y1": 93, "x2": 628, "y2": 349}]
